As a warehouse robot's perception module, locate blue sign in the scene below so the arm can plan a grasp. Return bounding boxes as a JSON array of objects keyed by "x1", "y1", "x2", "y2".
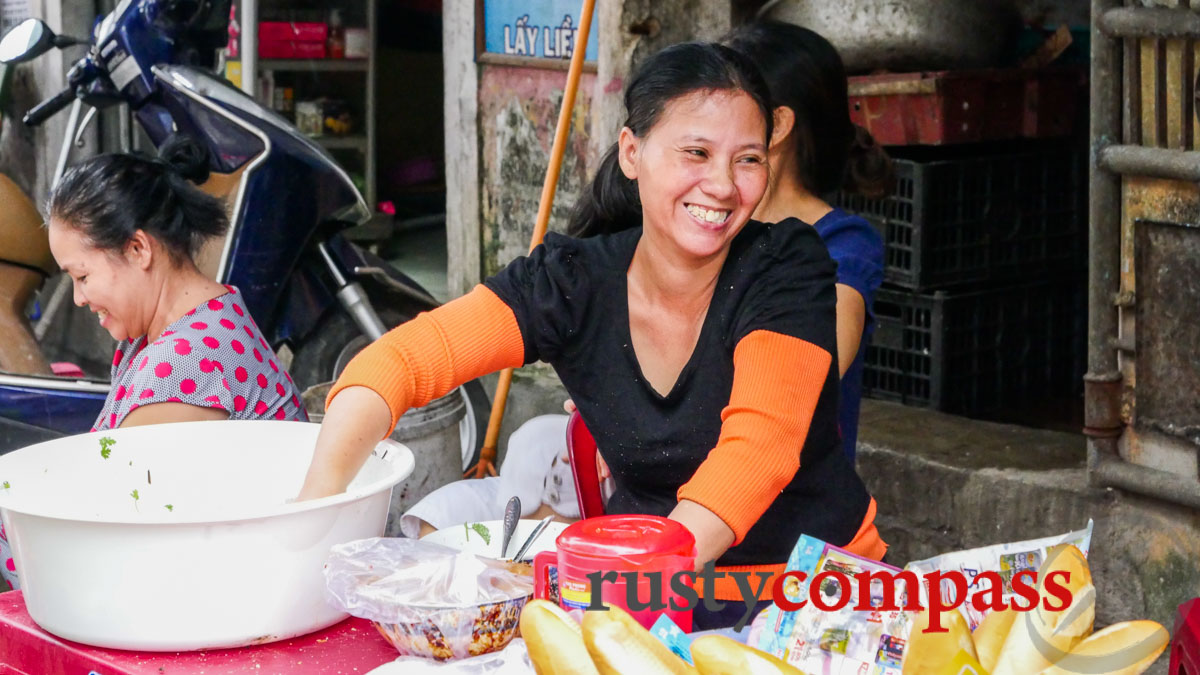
[{"x1": 482, "y1": 0, "x2": 598, "y2": 62}]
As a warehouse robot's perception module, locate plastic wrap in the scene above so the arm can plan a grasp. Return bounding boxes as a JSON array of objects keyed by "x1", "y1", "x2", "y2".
[{"x1": 324, "y1": 538, "x2": 534, "y2": 660}]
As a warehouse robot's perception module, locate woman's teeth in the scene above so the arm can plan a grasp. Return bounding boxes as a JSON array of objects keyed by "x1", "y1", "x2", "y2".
[
  {"x1": 687, "y1": 204, "x2": 730, "y2": 224},
  {"x1": 97, "y1": 310, "x2": 108, "y2": 324}
]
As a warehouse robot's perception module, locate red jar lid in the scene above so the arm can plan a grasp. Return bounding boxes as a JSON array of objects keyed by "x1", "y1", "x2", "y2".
[{"x1": 556, "y1": 515, "x2": 695, "y2": 561}]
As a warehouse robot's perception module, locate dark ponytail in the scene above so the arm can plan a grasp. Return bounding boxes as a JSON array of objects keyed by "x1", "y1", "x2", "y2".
[
  {"x1": 48, "y1": 134, "x2": 228, "y2": 264},
  {"x1": 723, "y1": 20, "x2": 893, "y2": 198},
  {"x1": 845, "y1": 125, "x2": 893, "y2": 199},
  {"x1": 567, "y1": 42, "x2": 773, "y2": 238}
]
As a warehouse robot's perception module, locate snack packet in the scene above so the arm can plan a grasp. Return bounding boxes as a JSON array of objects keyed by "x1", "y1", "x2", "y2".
[
  {"x1": 756, "y1": 535, "x2": 914, "y2": 674},
  {"x1": 903, "y1": 520, "x2": 1093, "y2": 630}
]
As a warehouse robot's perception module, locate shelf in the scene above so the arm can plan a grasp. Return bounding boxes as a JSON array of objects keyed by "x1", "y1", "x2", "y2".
[
  {"x1": 259, "y1": 59, "x2": 369, "y2": 72},
  {"x1": 314, "y1": 134, "x2": 369, "y2": 151}
]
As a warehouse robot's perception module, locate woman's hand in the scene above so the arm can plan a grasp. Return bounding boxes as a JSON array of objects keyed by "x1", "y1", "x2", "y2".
[
  {"x1": 297, "y1": 386, "x2": 393, "y2": 500},
  {"x1": 560, "y1": 398, "x2": 610, "y2": 481},
  {"x1": 669, "y1": 500, "x2": 735, "y2": 571}
]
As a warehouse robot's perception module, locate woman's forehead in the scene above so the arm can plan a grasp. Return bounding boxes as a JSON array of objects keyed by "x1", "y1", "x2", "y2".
[{"x1": 651, "y1": 89, "x2": 766, "y2": 138}]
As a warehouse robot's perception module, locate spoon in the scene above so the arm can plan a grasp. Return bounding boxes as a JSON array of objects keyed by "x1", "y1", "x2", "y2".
[
  {"x1": 511, "y1": 515, "x2": 556, "y2": 562},
  {"x1": 501, "y1": 496, "x2": 521, "y2": 559}
]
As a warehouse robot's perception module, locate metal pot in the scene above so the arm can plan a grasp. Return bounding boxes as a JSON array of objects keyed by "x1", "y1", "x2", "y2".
[
  {"x1": 761, "y1": 0, "x2": 1021, "y2": 73},
  {"x1": 0, "y1": 420, "x2": 413, "y2": 651}
]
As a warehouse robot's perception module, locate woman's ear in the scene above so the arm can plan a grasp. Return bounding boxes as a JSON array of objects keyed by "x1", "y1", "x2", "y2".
[
  {"x1": 616, "y1": 127, "x2": 640, "y2": 180},
  {"x1": 770, "y1": 106, "x2": 796, "y2": 151},
  {"x1": 125, "y1": 230, "x2": 154, "y2": 270}
]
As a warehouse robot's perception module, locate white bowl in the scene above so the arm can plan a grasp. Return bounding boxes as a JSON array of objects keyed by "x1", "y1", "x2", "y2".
[
  {"x1": 0, "y1": 420, "x2": 413, "y2": 651},
  {"x1": 421, "y1": 519, "x2": 568, "y2": 561}
]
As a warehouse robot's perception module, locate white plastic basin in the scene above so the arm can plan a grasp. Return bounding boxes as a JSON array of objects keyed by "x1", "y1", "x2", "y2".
[{"x1": 0, "y1": 419, "x2": 413, "y2": 651}]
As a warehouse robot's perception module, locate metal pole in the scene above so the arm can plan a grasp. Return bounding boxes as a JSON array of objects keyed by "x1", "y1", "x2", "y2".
[
  {"x1": 468, "y1": 0, "x2": 597, "y2": 478},
  {"x1": 1084, "y1": 0, "x2": 1125, "y2": 480}
]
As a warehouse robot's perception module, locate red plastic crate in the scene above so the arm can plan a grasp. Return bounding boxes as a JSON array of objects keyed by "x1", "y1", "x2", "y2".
[
  {"x1": 0, "y1": 591, "x2": 398, "y2": 675},
  {"x1": 848, "y1": 67, "x2": 1085, "y2": 146},
  {"x1": 259, "y1": 40, "x2": 328, "y2": 60},
  {"x1": 258, "y1": 21, "x2": 327, "y2": 43}
]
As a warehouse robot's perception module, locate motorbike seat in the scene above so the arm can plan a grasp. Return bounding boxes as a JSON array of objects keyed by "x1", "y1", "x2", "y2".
[
  {"x1": 193, "y1": 162, "x2": 254, "y2": 280},
  {"x1": 0, "y1": 173, "x2": 55, "y2": 277}
]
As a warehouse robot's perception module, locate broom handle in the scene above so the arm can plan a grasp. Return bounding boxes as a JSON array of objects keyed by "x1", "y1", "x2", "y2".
[{"x1": 472, "y1": 0, "x2": 597, "y2": 477}]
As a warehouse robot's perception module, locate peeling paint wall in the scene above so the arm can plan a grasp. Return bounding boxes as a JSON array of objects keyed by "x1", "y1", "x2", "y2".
[{"x1": 478, "y1": 66, "x2": 594, "y2": 277}]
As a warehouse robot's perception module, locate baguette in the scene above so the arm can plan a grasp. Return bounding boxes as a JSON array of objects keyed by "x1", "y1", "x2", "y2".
[
  {"x1": 582, "y1": 605, "x2": 697, "y2": 675},
  {"x1": 521, "y1": 599, "x2": 600, "y2": 675},
  {"x1": 992, "y1": 545, "x2": 1095, "y2": 675},
  {"x1": 690, "y1": 635, "x2": 806, "y2": 675},
  {"x1": 973, "y1": 607, "x2": 1018, "y2": 672},
  {"x1": 902, "y1": 606, "x2": 977, "y2": 674},
  {"x1": 1038, "y1": 620, "x2": 1169, "y2": 675}
]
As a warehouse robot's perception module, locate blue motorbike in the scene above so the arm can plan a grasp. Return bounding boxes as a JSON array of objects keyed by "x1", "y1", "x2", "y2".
[{"x1": 0, "y1": 1, "x2": 488, "y2": 464}]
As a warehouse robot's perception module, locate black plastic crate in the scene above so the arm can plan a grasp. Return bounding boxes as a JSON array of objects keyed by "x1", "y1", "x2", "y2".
[
  {"x1": 832, "y1": 141, "x2": 1086, "y2": 290},
  {"x1": 864, "y1": 280, "x2": 1086, "y2": 415}
]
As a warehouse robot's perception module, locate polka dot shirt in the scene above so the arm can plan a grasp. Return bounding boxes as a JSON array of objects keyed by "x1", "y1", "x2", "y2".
[{"x1": 92, "y1": 286, "x2": 308, "y2": 431}]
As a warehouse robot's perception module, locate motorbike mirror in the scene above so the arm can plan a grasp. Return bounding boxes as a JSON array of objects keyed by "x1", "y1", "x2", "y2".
[{"x1": 0, "y1": 19, "x2": 56, "y2": 64}]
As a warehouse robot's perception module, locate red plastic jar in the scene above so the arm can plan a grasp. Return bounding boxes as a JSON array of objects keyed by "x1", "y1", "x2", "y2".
[{"x1": 534, "y1": 515, "x2": 696, "y2": 631}]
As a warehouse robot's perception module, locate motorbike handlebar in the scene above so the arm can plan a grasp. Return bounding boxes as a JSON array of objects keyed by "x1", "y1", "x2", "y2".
[{"x1": 23, "y1": 86, "x2": 78, "y2": 127}]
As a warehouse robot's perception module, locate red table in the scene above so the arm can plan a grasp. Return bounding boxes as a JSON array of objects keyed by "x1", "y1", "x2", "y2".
[{"x1": 0, "y1": 591, "x2": 399, "y2": 674}]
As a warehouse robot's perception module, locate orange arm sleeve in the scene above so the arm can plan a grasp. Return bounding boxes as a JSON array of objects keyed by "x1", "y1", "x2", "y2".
[
  {"x1": 676, "y1": 329, "x2": 832, "y2": 545},
  {"x1": 326, "y1": 285, "x2": 526, "y2": 435}
]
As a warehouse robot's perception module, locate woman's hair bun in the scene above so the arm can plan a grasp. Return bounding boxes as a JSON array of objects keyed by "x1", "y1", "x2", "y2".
[{"x1": 158, "y1": 134, "x2": 211, "y2": 184}]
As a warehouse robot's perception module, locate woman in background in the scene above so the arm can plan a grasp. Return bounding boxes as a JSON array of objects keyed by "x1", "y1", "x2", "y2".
[{"x1": 725, "y1": 20, "x2": 892, "y2": 463}]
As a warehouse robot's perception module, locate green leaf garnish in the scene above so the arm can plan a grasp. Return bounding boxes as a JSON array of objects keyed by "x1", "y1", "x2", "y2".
[
  {"x1": 470, "y1": 522, "x2": 491, "y2": 545},
  {"x1": 2, "y1": 481, "x2": 9, "y2": 489},
  {"x1": 130, "y1": 489, "x2": 140, "y2": 511},
  {"x1": 165, "y1": 504, "x2": 174, "y2": 512},
  {"x1": 99, "y1": 436, "x2": 115, "y2": 459}
]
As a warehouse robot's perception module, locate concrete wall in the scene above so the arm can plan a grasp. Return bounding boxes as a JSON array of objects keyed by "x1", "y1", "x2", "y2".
[
  {"x1": 858, "y1": 399, "x2": 1199, "y2": 671},
  {"x1": 478, "y1": 65, "x2": 594, "y2": 276}
]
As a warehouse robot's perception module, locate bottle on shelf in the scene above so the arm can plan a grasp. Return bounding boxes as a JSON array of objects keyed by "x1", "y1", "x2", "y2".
[{"x1": 327, "y1": 9, "x2": 346, "y2": 59}]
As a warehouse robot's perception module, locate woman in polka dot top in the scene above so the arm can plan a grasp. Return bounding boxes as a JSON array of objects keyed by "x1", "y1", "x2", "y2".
[
  {"x1": 0, "y1": 139, "x2": 306, "y2": 591},
  {"x1": 46, "y1": 137, "x2": 308, "y2": 431}
]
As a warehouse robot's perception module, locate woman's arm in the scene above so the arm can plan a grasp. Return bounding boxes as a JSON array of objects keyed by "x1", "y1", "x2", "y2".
[
  {"x1": 297, "y1": 386, "x2": 393, "y2": 499},
  {"x1": 674, "y1": 329, "x2": 832, "y2": 567},
  {"x1": 120, "y1": 402, "x2": 229, "y2": 427},
  {"x1": 834, "y1": 283, "x2": 867, "y2": 377},
  {"x1": 669, "y1": 500, "x2": 735, "y2": 569},
  {"x1": 297, "y1": 286, "x2": 526, "y2": 500}
]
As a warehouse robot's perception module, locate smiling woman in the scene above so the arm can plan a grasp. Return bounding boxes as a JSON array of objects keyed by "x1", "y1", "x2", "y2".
[
  {"x1": 45, "y1": 136, "x2": 307, "y2": 432},
  {"x1": 298, "y1": 42, "x2": 885, "y2": 631}
]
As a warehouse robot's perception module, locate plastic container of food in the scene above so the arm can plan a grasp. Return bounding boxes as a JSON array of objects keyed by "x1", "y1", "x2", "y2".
[
  {"x1": 534, "y1": 515, "x2": 696, "y2": 631},
  {"x1": 324, "y1": 538, "x2": 534, "y2": 661}
]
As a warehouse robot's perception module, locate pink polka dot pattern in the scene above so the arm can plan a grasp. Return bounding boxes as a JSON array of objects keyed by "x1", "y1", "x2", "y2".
[{"x1": 93, "y1": 287, "x2": 308, "y2": 430}]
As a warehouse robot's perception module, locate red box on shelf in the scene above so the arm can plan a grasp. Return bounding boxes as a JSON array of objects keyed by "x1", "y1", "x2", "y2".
[
  {"x1": 847, "y1": 67, "x2": 1086, "y2": 146},
  {"x1": 258, "y1": 21, "x2": 327, "y2": 43},
  {"x1": 258, "y1": 40, "x2": 328, "y2": 60}
]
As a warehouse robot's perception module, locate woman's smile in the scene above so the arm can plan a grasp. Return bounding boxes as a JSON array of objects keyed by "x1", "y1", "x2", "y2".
[{"x1": 684, "y1": 203, "x2": 732, "y2": 229}]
